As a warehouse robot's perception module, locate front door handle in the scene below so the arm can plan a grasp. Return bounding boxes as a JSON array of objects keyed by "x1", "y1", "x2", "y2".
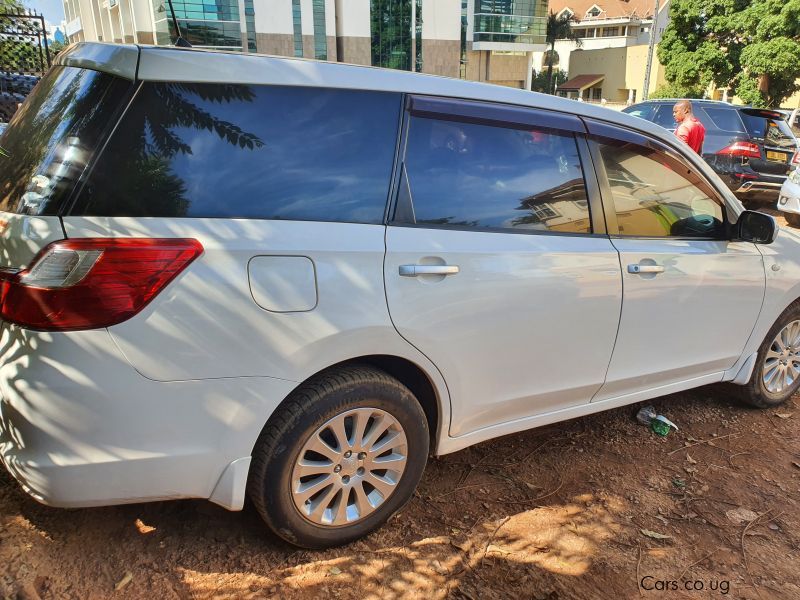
[
  {"x1": 627, "y1": 264, "x2": 665, "y2": 274},
  {"x1": 399, "y1": 264, "x2": 460, "y2": 277}
]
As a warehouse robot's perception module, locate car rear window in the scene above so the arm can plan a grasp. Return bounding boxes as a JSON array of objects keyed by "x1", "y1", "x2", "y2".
[
  {"x1": 699, "y1": 107, "x2": 745, "y2": 132},
  {"x1": 0, "y1": 66, "x2": 131, "y2": 215},
  {"x1": 71, "y1": 83, "x2": 402, "y2": 224},
  {"x1": 740, "y1": 112, "x2": 797, "y2": 149}
]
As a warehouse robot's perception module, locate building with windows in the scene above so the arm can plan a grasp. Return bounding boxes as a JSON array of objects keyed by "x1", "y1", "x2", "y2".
[
  {"x1": 528, "y1": 0, "x2": 669, "y2": 103},
  {"x1": 62, "y1": 0, "x2": 547, "y2": 88}
]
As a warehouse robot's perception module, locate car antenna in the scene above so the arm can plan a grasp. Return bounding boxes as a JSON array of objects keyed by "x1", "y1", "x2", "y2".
[{"x1": 166, "y1": 0, "x2": 192, "y2": 47}]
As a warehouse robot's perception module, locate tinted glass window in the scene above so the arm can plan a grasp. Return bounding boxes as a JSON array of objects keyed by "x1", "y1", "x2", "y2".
[
  {"x1": 651, "y1": 104, "x2": 676, "y2": 129},
  {"x1": 72, "y1": 84, "x2": 402, "y2": 223},
  {"x1": 741, "y1": 113, "x2": 797, "y2": 149},
  {"x1": 403, "y1": 117, "x2": 591, "y2": 233},
  {"x1": 597, "y1": 139, "x2": 724, "y2": 238},
  {"x1": 700, "y1": 107, "x2": 745, "y2": 132},
  {"x1": 0, "y1": 66, "x2": 130, "y2": 215},
  {"x1": 623, "y1": 104, "x2": 656, "y2": 121}
]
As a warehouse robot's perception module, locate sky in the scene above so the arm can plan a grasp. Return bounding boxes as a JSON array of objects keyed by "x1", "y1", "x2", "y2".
[{"x1": 25, "y1": 0, "x2": 65, "y2": 27}]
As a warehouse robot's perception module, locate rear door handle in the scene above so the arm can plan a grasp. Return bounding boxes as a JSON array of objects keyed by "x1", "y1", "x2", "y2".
[
  {"x1": 399, "y1": 265, "x2": 460, "y2": 277},
  {"x1": 627, "y1": 264, "x2": 665, "y2": 274}
]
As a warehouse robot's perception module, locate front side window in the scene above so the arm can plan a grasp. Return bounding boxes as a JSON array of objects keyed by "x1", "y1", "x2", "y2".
[
  {"x1": 651, "y1": 104, "x2": 677, "y2": 129},
  {"x1": 72, "y1": 84, "x2": 401, "y2": 223},
  {"x1": 402, "y1": 116, "x2": 591, "y2": 234},
  {"x1": 624, "y1": 104, "x2": 656, "y2": 121},
  {"x1": 596, "y1": 139, "x2": 725, "y2": 238}
]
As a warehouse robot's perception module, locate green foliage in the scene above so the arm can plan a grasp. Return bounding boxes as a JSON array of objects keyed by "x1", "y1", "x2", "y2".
[
  {"x1": 649, "y1": 82, "x2": 704, "y2": 99},
  {"x1": 48, "y1": 40, "x2": 66, "y2": 56},
  {"x1": 0, "y1": 0, "x2": 26, "y2": 11},
  {"x1": 370, "y1": 0, "x2": 412, "y2": 71},
  {"x1": 544, "y1": 11, "x2": 581, "y2": 94},
  {"x1": 531, "y1": 69, "x2": 566, "y2": 93},
  {"x1": 659, "y1": 0, "x2": 800, "y2": 108}
]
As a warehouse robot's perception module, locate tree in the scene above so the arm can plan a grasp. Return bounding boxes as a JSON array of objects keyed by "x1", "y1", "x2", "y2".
[
  {"x1": 545, "y1": 11, "x2": 581, "y2": 95},
  {"x1": 531, "y1": 69, "x2": 566, "y2": 94},
  {"x1": 649, "y1": 81, "x2": 704, "y2": 99},
  {"x1": 658, "y1": 0, "x2": 800, "y2": 108},
  {"x1": 48, "y1": 40, "x2": 66, "y2": 56}
]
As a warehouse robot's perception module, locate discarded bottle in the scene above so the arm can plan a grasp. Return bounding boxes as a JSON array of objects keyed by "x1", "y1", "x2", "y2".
[
  {"x1": 636, "y1": 405, "x2": 657, "y2": 426},
  {"x1": 636, "y1": 406, "x2": 679, "y2": 437}
]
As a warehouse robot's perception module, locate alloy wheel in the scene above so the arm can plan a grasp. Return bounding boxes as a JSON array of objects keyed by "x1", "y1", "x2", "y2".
[
  {"x1": 762, "y1": 319, "x2": 800, "y2": 394},
  {"x1": 290, "y1": 407, "x2": 408, "y2": 527}
]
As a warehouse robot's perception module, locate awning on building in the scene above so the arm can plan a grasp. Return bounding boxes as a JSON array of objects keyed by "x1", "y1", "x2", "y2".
[{"x1": 557, "y1": 74, "x2": 605, "y2": 92}]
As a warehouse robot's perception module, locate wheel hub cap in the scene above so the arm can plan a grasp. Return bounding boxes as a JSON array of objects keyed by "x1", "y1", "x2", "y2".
[
  {"x1": 762, "y1": 320, "x2": 800, "y2": 394},
  {"x1": 290, "y1": 407, "x2": 408, "y2": 527}
]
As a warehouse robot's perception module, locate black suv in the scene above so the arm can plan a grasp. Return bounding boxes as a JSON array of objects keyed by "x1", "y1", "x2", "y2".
[{"x1": 623, "y1": 100, "x2": 799, "y2": 204}]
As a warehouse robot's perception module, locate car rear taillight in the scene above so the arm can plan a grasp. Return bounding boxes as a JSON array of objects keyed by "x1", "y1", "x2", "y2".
[
  {"x1": 717, "y1": 142, "x2": 762, "y2": 159},
  {"x1": 0, "y1": 238, "x2": 203, "y2": 331},
  {"x1": 792, "y1": 150, "x2": 800, "y2": 166}
]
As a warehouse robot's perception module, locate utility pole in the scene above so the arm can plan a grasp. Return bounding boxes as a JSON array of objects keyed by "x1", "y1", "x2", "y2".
[{"x1": 642, "y1": 0, "x2": 660, "y2": 100}]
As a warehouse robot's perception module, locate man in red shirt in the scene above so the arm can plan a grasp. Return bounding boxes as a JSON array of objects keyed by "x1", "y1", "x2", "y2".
[{"x1": 673, "y1": 100, "x2": 706, "y2": 154}]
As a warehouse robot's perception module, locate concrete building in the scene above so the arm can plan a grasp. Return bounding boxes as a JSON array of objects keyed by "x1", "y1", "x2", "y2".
[
  {"x1": 561, "y1": 43, "x2": 666, "y2": 105},
  {"x1": 526, "y1": 0, "x2": 668, "y2": 104},
  {"x1": 63, "y1": 0, "x2": 547, "y2": 88}
]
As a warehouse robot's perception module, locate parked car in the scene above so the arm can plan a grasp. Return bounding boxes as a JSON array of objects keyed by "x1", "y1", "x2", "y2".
[
  {"x1": 0, "y1": 73, "x2": 39, "y2": 122},
  {"x1": 623, "y1": 100, "x2": 799, "y2": 204},
  {"x1": 4, "y1": 43, "x2": 800, "y2": 550},
  {"x1": 778, "y1": 166, "x2": 800, "y2": 227}
]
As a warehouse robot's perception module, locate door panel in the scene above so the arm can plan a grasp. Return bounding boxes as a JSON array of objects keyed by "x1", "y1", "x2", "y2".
[
  {"x1": 587, "y1": 125, "x2": 767, "y2": 401},
  {"x1": 595, "y1": 238, "x2": 764, "y2": 401},
  {"x1": 385, "y1": 226, "x2": 622, "y2": 437}
]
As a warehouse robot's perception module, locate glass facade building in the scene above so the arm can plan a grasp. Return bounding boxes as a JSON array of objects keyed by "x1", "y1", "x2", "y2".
[
  {"x1": 370, "y1": 0, "x2": 423, "y2": 73},
  {"x1": 152, "y1": 0, "x2": 244, "y2": 50},
  {"x1": 292, "y1": 0, "x2": 303, "y2": 57},
  {"x1": 244, "y1": 0, "x2": 256, "y2": 51},
  {"x1": 472, "y1": 0, "x2": 547, "y2": 45},
  {"x1": 370, "y1": 0, "x2": 412, "y2": 71},
  {"x1": 312, "y1": 0, "x2": 327, "y2": 60},
  {"x1": 414, "y1": 0, "x2": 422, "y2": 72}
]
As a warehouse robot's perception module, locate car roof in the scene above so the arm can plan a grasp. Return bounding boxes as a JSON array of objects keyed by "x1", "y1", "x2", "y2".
[
  {"x1": 54, "y1": 42, "x2": 743, "y2": 215},
  {"x1": 58, "y1": 43, "x2": 682, "y2": 145},
  {"x1": 628, "y1": 99, "x2": 737, "y2": 107}
]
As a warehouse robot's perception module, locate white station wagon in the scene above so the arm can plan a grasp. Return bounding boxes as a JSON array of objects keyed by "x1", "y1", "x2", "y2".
[{"x1": 1, "y1": 43, "x2": 799, "y2": 549}]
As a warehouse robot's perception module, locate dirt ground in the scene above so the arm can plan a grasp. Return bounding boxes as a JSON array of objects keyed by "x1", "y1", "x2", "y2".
[
  {"x1": 2, "y1": 384, "x2": 800, "y2": 600},
  {"x1": 2, "y1": 208, "x2": 798, "y2": 600}
]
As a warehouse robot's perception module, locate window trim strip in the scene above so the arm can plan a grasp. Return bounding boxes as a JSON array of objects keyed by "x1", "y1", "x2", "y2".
[{"x1": 407, "y1": 95, "x2": 586, "y2": 134}]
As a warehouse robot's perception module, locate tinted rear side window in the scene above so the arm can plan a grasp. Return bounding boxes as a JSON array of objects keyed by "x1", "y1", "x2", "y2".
[
  {"x1": 72, "y1": 84, "x2": 402, "y2": 223},
  {"x1": 0, "y1": 66, "x2": 131, "y2": 215},
  {"x1": 700, "y1": 107, "x2": 745, "y2": 132},
  {"x1": 403, "y1": 117, "x2": 591, "y2": 234}
]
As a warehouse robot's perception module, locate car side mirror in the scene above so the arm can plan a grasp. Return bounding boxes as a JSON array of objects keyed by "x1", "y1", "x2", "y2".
[{"x1": 737, "y1": 210, "x2": 778, "y2": 244}]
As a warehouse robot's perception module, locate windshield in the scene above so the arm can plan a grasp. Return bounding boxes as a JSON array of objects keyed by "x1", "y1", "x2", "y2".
[
  {"x1": 0, "y1": 66, "x2": 131, "y2": 215},
  {"x1": 740, "y1": 112, "x2": 797, "y2": 149}
]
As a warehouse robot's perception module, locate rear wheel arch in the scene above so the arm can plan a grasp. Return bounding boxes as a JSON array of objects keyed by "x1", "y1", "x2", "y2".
[{"x1": 249, "y1": 355, "x2": 445, "y2": 459}]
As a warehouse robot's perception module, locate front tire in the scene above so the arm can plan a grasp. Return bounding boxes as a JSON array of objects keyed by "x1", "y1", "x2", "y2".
[
  {"x1": 247, "y1": 365, "x2": 429, "y2": 549},
  {"x1": 737, "y1": 303, "x2": 800, "y2": 408}
]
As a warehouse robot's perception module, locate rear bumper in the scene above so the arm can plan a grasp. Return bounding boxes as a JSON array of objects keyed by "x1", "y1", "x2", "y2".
[
  {"x1": 736, "y1": 180, "x2": 783, "y2": 194},
  {"x1": 0, "y1": 324, "x2": 296, "y2": 509}
]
